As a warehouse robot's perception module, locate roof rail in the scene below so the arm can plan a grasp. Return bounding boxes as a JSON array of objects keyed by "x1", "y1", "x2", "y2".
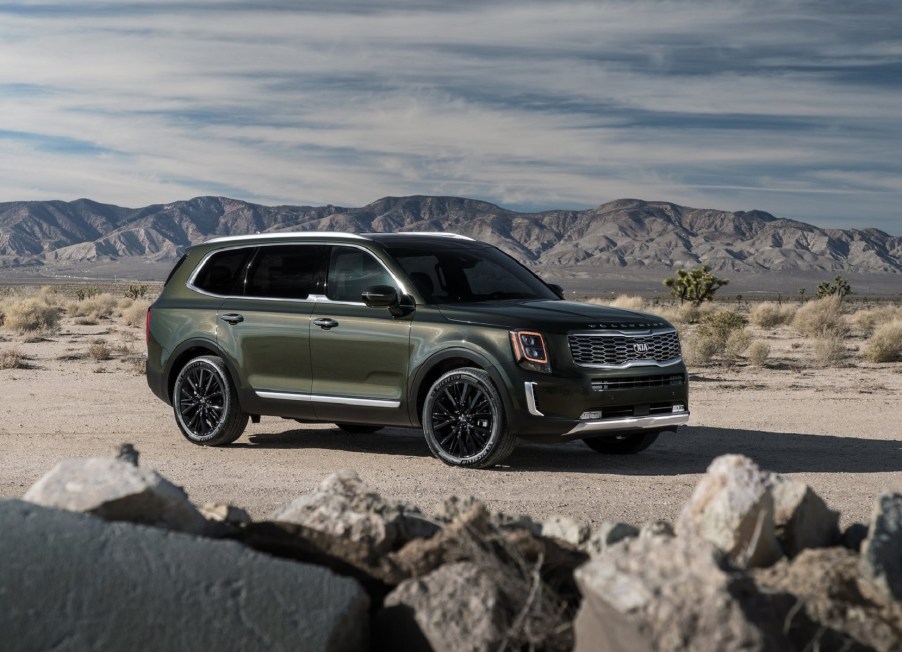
[
  {"x1": 394, "y1": 231, "x2": 475, "y2": 241},
  {"x1": 205, "y1": 231, "x2": 369, "y2": 244}
]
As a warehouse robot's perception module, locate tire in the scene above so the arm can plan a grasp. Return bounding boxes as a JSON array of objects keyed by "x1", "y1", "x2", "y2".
[
  {"x1": 583, "y1": 430, "x2": 661, "y2": 455},
  {"x1": 172, "y1": 355, "x2": 248, "y2": 446},
  {"x1": 336, "y1": 423, "x2": 383, "y2": 434},
  {"x1": 422, "y1": 367, "x2": 516, "y2": 468}
]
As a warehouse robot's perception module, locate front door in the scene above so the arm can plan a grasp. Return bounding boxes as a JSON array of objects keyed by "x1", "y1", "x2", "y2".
[{"x1": 309, "y1": 245, "x2": 413, "y2": 426}]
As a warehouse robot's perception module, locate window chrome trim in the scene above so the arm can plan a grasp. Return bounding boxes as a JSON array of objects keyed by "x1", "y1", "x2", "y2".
[{"x1": 256, "y1": 391, "x2": 401, "y2": 409}]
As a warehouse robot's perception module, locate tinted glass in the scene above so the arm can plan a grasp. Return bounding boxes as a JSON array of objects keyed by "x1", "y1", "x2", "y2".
[
  {"x1": 245, "y1": 245, "x2": 327, "y2": 299},
  {"x1": 326, "y1": 247, "x2": 394, "y2": 302},
  {"x1": 193, "y1": 248, "x2": 252, "y2": 295},
  {"x1": 384, "y1": 243, "x2": 558, "y2": 303}
]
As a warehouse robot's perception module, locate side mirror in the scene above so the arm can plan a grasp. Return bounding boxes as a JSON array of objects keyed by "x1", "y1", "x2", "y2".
[
  {"x1": 548, "y1": 283, "x2": 565, "y2": 299},
  {"x1": 361, "y1": 285, "x2": 399, "y2": 308}
]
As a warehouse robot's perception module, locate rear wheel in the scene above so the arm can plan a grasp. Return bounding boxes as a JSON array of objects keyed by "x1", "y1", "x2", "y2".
[
  {"x1": 336, "y1": 423, "x2": 383, "y2": 434},
  {"x1": 422, "y1": 367, "x2": 516, "y2": 468},
  {"x1": 172, "y1": 355, "x2": 248, "y2": 446},
  {"x1": 583, "y1": 430, "x2": 661, "y2": 455}
]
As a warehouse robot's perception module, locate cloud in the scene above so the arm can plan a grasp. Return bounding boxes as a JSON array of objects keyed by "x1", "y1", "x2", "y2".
[{"x1": 0, "y1": 0, "x2": 900, "y2": 232}]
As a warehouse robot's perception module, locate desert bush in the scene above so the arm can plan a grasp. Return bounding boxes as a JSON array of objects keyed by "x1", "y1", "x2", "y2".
[
  {"x1": 816, "y1": 275, "x2": 851, "y2": 300},
  {"x1": 603, "y1": 295, "x2": 645, "y2": 311},
  {"x1": 681, "y1": 332, "x2": 719, "y2": 366},
  {"x1": 663, "y1": 264, "x2": 729, "y2": 305},
  {"x1": 2, "y1": 298, "x2": 61, "y2": 335},
  {"x1": 658, "y1": 302, "x2": 708, "y2": 326},
  {"x1": 88, "y1": 338, "x2": 112, "y2": 361},
  {"x1": 746, "y1": 340, "x2": 771, "y2": 366},
  {"x1": 74, "y1": 287, "x2": 100, "y2": 301},
  {"x1": 125, "y1": 284, "x2": 149, "y2": 300},
  {"x1": 698, "y1": 309, "x2": 746, "y2": 345},
  {"x1": 863, "y1": 320, "x2": 902, "y2": 363},
  {"x1": 0, "y1": 346, "x2": 25, "y2": 369},
  {"x1": 791, "y1": 296, "x2": 848, "y2": 338},
  {"x1": 724, "y1": 328, "x2": 752, "y2": 358},
  {"x1": 851, "y1": 306, "x2": 902, "y2": 336},
  {"x1": 812, "y1": 334, "x2": 847, "y2": 367},
  {"x1": 121, "y1": 299, "x2": 150, "y2": 327},
  {"x1": 749, "y1": 302, "x2": 797, "y2": 328},
  {"x1": 68, "y1": 292, "x2": 117, "y2": 320}
]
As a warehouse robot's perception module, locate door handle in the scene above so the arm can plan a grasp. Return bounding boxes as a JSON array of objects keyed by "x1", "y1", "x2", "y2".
[
  {"x1": 313, "y1": 318, "x2": 339, "y2": 330},
  {"x1": 220, "y1": 313, "x2": 244, "y2": 325}
]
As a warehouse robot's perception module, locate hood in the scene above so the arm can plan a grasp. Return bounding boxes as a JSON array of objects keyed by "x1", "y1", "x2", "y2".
[{"x1": 438, "y1": 300, "x2": 672, "y2": 333}]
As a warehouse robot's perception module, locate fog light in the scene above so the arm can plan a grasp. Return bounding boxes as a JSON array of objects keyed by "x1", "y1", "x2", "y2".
[
  {"x1": 579, "y1": 410, "x2": 602, "y2": 420},
  {"x1": 672, "y1": 404, "x2": 685, "y2": 413}
]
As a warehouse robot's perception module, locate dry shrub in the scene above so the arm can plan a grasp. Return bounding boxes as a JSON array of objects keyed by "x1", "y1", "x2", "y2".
[
  {"x1": 3, "y1": 298, "x2": 61, "y2": 335},
  {"x1": 725, "y1": 328, "x2": 752, "y2": 358},
  {"x1": 121, "y1": 299, "x2": 150, "y2": 327},
  {"x1": 604, "y1": 295, "x2": 645, "y2": 311},
  {"x1": 88, "y1": 338, "x2": 112, "y2": 361},
  {"x1": 129, "y1": 357, "x2": 147, "y2": 375},
  {"x1": 812, "y1": 334, "x2": 847, "y2": 367},
  {"x1": 792, "y1": 296, "x2": 848, "y2": 338},
  {"x1": 746, "y1": 340, "x2": 771, "y2": 366},
  {"x1": 749, "y1": 302, "x2": 797, "y2": 328},
  {"x1": 0, "y1": 346, "x2": 25, "y2": 369},
  {"x1": 681, "y1": 332, "x2": 719, "y2": 366},
  {"x1": 852, "y1": 305, "x2": 902, "y2": 336},
  {"x1": 863, "y1": 320, "x2": 902, "y2": 363},
  {"x1": 698, "y1": 309, "x2": 746, "y2": 345},
  {"x1": 658, "y1": 302, "x2": 708, "y2": 325},
  {"x1": 68, "y1": 292, "x2": 117, "y2": 320}
]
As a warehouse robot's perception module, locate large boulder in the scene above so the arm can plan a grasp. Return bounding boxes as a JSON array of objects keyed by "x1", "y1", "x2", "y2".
[
  {"x1": 573, "y1": 535, "x2": 788, "y2": 651},
  {"x1": 861, "y1": 492, "x2": 902, "y2": 604},
  {"x1": 23, "y1": 456, "x2": 207, "y2": 534},
  {"x1": 542, "y1": 515, "x2": 591, "y2": 546},
  {"x1": 270, "y1": 470, "x2": 438, "y2": 554},
  {"x1": 754, "y1": 547, "x2": 902, "y2": 651},
  {"x1": 769, "y1": 473, "x2": 840, "y2": 557},
  {"x1": 0, "y1": 500, "x2": 369, "y2": 652},
  {"x1": 676, "y1": 454, "x2": 782, "y2": 568}
]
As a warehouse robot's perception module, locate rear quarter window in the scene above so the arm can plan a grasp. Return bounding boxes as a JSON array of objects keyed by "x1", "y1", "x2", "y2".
[{"x1": 192, "y1": 248, "x2": 253, "y2": 295}]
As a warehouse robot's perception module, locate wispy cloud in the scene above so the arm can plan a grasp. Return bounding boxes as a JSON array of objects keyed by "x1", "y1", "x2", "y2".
[{"x1": 0, "y1": 0, "x2": 900, "y2": 232}]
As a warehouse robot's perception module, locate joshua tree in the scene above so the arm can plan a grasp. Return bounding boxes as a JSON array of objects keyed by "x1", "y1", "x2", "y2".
[
  {"x1": 816, "y1": 276, "x2": 851, "y2": 300},
  {"x1": 663, "y1": 264, "x2": 729, "y2": 306}
]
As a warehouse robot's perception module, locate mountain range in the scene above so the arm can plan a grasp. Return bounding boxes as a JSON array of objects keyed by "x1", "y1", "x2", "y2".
[{"x1": 1, "y1": 196, "x2": 900, "y2": 288}]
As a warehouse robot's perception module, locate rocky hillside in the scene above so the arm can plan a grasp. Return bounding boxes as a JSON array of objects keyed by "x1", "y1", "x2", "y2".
[{"x1": 1, "y1": 196, "x2": 900, "y2": 276}]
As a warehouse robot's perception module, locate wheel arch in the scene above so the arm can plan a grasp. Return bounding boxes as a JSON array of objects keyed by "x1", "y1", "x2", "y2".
[
  {"x1": 164, "y1": 338, "x2": 240, "y2": 404},
  {"x1": 407, "y1": 347, "x2": 513, "y2": 428}
]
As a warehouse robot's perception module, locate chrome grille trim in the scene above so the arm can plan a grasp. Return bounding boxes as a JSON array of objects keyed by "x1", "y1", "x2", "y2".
[{"x1": 569, "y1": 329, "x2": 682, "y2": 368}]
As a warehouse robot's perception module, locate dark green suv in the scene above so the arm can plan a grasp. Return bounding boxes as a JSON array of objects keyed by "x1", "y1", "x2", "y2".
[{"x1": 146, "y1": 232, "x2": 688, "y2": 468}]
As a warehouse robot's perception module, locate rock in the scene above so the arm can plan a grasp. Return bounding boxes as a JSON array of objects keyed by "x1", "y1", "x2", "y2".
[
  {"x1": 0, "y1": 500, "x2": 369, "y2": 652},
  {"x1": 542, "y1": 515, "x2": 591, "y2": 546},
  {"x1": 841, "y1": 523, "x2": 869, "y2": 552},
  {"x1": 433, "y1": 494, "x2": 541, "y2": 534},
  {"x1": 23, "y1": 456, "x2": 207, "y2": 534},
  {"x1": 861, "y1": 492, "x2": 902, "y2": 603},
  {"x1": 573, "y1": 535, "x2": 789, "y2": 652},
  {"x1": 676, "y1": 454, "x2": 782, "y2": 568},
  {"x1": 116, "y1": 442, "x2": 139, "y2": 465},
  {"x1": 378, "y1": 562, "x2": 509, "y2": 652},
  {"x1": 199, "y1": 502, "x2": 252, "y2": 525},
  {"x1": 639, "y1": 520, "x2": 674, "y2": 539},
  {"x1": 754, "y1": 547, "x2": 902, "y2": 652},
  {"x1": 270, "y1": 470, "x2": 438, "y2": 554},
  {"x1": 584, "y1": 522, "x2": 639, "y2": 557},
  {"x1": 769, "y1": 473, "x2": 839, "y2": 557}
]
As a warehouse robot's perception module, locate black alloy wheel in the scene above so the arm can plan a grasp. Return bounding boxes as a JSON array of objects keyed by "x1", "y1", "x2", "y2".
[
  {"x1": 172, "y1": 355, "x2": 248, "y2": 446},
  {"x1": 422, "y1": 367, "x2": 515, "y2": 468}
]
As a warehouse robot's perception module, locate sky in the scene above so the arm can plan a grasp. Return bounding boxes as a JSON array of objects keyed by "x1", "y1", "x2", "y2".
[{"x1": 1, "y1": 1, "x2": 900, "y2": 234}]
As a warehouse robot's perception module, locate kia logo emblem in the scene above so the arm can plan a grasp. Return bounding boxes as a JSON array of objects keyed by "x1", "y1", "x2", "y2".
[{"x1": 634, "y1": 343, "x2": 649, "y2": 353}]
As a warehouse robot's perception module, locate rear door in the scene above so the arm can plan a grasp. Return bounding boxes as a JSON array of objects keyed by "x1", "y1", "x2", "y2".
[{"x1": 216, "y1": 243, "x2": 327, "y2": 418}]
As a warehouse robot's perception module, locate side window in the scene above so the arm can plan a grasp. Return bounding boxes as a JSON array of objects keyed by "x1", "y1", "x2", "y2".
[
  {"x1": 245, "y1": 245, "x2": 327, "y2": 299},
  {"x1": 326, "y1": 247, "x2": 393, "y2": 303},
  {"x1": 192, "y1": 248, "x2": 253, "y2": 296}
]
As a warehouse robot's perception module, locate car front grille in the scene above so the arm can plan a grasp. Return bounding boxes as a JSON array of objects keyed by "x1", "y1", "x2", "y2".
[
  {"x1": 569, "y1": 330, "x2": 681, "y2": 367},
  {"x1": 591, "y1": 374, "x2": 685, "y2": 392}
]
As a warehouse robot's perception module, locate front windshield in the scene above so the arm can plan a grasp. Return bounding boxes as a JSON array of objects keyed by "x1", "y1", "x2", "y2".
[{"x1": 384, "y1": 243, "x2": 559, "y2": 304}]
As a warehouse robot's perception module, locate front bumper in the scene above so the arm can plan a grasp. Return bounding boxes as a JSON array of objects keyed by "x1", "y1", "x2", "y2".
[{"x1": 561, "y1": 410, "x2": 689, "y2": 438}]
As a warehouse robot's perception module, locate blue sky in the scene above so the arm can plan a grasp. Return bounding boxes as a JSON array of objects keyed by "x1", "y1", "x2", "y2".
[{"x1": 1, "y1": 1, "x2": 900, "y2": 233}]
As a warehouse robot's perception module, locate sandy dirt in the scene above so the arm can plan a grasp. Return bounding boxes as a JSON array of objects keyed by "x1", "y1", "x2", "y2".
[{"x1": 1, "y1": 314, "x2": 900, "y2": 531}]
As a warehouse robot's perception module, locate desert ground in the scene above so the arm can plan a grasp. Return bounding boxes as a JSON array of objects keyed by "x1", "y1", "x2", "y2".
[{"x1": 0, "y1": 284, "x2": 900, "y2": 531}]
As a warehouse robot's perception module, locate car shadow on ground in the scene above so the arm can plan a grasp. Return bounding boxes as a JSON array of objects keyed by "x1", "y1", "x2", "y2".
[{"x1": 243, "y1": 425, "x2": 901, "y2": 476}]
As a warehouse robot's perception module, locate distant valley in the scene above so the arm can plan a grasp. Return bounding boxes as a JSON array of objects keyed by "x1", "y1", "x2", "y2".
[{"x1": 1, "y1": 196, "x2": 899, "y2": 294}]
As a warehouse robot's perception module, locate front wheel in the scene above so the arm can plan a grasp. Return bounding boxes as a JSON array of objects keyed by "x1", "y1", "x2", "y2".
[
  {"x1": 172, "y1": 355, "x2": 248, "y2": 446},
  {"x1": 583, "y1": 430, "x2": 661, "y2": 455},
  {"x1": 422, "y1": 367, "x2": 516, "y2": 468}
]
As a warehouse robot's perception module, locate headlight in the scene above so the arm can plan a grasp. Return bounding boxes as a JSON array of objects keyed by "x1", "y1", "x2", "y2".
[{"x1": 510, "y1": 330, "x2": 551, "y2": 373}]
